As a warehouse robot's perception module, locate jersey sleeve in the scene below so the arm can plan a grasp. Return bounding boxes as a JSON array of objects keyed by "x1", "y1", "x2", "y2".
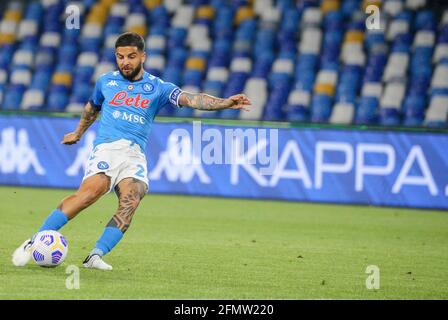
[
  {"x1": 157, "y1": 79, "x2": 182, "y2": 111},
  {"x1": 89, "y1": 77, "x2": 105, "y2": 110}
]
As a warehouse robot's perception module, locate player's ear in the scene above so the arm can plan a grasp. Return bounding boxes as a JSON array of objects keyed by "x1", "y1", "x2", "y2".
[{"x1": 141, "y1": 51, "x2": 146, "y2": 64}]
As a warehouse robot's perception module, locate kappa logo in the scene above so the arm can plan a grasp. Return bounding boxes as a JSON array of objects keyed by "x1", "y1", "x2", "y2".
[{"x1": 107, "y1": 80, "x2": 118, "y2": 87}]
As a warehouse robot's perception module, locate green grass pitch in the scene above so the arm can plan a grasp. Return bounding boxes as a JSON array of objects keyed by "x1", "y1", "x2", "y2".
[{"x1": 0, "y1": 186, "x2": 447, "y2": 299}]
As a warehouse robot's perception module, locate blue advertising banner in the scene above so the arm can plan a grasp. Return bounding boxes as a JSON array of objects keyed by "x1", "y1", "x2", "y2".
[{"x1": 0, "y1": 115, "x2": 447, "y2": 209}]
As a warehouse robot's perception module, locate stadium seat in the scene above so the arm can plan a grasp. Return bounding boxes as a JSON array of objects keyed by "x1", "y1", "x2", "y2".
[
  {"x1": 21, "y1": 89, "x2": 45, "y2": 110},
  {"x1": 425, "y1": 96, "x2": 448, "y2": 127}
]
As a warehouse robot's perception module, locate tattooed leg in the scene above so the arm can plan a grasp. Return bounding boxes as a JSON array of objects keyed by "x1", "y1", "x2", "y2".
[{"x1": 107, "y1": 178, "x2": 147, "y2": 233}]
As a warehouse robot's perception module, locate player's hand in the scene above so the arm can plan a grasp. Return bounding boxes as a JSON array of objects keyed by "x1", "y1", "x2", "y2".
[
  {"x1": 226, "y1": 94, "x2": 252, "y2": 111},
  {"x1": 61, "y1": 132, "x2": 81, "y2": 145}
]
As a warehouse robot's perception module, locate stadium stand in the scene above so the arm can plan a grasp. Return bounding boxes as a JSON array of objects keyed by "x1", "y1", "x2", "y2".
[{"x1": 0, "y1": 0, "x2": 447, "y2": 127}]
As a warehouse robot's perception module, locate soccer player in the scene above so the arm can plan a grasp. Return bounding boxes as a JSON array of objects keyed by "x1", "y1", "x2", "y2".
[{"x1": 12, "y1": 32, "x2": 252, "y2": 270}]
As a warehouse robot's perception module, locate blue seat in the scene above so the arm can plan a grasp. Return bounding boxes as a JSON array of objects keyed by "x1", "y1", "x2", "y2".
[
  {"x1": 183, "y1": 70, "x2": 203, "y2": 87},
  {"x1": 355, "y1": 97, "x2": 379, "y2": 124},
  {"x1": 80, "y1": 37, "x2": 102, "y2": 53},
  {"x1": 2, "y1": 84, "x2": 26, "y2": 110},
  {"x1": 173, "y1": 105, "x2": 195, "y2": 118},
  {"x1": 71, "y1": 83, "x2": 92, "y2": 104},
  {"x1": 150, "y1": 6, "x2": 170, "y2": 28},
  {"x1": 295, "y1": 71, "x2": 316, "y2": 92},
  {"x1": 24, "y1": 1, "x2": 44, "y2": 21},
  {"x1": 30, "y1": 70, "x2": 52, "y2": 91},
  {"x1": 162, "y1": 67, "x2": 182, "y2": 86},
  {"x1": 47, "y1": 85, "x2": 69, "y2": 111},
  {"x1": 168, "y1": 27, "x2": 188, "y2": 49},
  {"x1": 311, "y1": 94, "x2": 332, "y2": 123},
  {"x1": 287, "y1": 104, "x2": 309, "y2": 122},
  {"x1": 380, "y1": 108, "x2": 401, "y2": 126},
  {"x1": 403, "y1": 95, "x2": 426, "y2": 117},
  {"x1": 281, "y1": 9, "x2": 300, "y2": 32},
  {"x1": 415, "y1": 10, "x2": 436, "y2": 31},
  {"x1": 74, "y1": 66, "x2": 94, "y2": 83},
  {"x1": 223, "y1": 72, "x2": 247, "y2": 96},
  {"x1": 167, "y1": 47, "x2": 188, "y2": 68}
]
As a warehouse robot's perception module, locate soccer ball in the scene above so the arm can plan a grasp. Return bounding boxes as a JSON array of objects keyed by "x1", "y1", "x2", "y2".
[{"x1": 31, "y1": 230, "x2": 68, "y2": 267}]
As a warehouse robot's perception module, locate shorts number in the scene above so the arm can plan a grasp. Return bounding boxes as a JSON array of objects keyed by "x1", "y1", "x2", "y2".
[{"x1": 135, "y1": 165, "x2": 145, "y2": 178}]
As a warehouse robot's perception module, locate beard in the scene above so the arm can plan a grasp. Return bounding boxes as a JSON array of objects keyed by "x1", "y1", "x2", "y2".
[{"x1": 119, "y1": 63, "x2": 143, "y2": 81}]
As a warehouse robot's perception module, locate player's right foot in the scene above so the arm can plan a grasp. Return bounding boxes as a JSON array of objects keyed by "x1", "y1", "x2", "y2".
[
  {"x1": 82, "y1": 254, "x2": 113, "y2": 271},
  {"x1": 12, "y1": 239, "x2": 33, "y2": 267}
]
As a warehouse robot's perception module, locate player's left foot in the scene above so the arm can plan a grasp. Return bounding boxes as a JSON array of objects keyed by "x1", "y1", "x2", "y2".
[
  {"x1": 82, "y1": 254, "x2": 113, "y2": 271},
  {"x1": 12, "y1": 238, "x2": 33, "y2": 267}
]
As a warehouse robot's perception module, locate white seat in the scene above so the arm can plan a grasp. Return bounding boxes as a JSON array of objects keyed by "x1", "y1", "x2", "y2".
[
  {"x1": 66, "y1": 102, "x2": 85, "y2": 113},
  {"x1": 39, "y1": 32, "x2": 61, "y2": 47},
  {"x1": 288, "y1": 89, "x2": 311, "y2": 107},
  {"x1": 207, "y1": 67, "x2": 229, "y2": 82},
  {"x1": 431, "y1": 65, "x2": 448, "y2": 88},
  {"x1": 425, "y1": 96, "x2": 448, "y2": 123},
  {"x1": 0, "y1": 20, "x2": 17, "y2": 34},
  {"x1": 240, "y1": 78, "x2": 268, "y2": 120},
  {"x1": 147, "y1": 35, "x2": 166, "y2": 50},
  {"x1": 330, "y1": 103, "x2": 355, "y2": 124},
  {"x1": 383, "y1": 53, "x2": 409, "y2": 82},
  {"x1": 187, "y1": 24, "x2": 209, "y2": 46},
  {"x1": 81, "y1": 22, "x2": 102, "y2": 38},
  {"x1": 94, "y1": 62, "x2": 115, "y2": 80},
  {"x1": 405, "y1": 0, "x2": 426, "y2": 10},
  {"x1": 261, "y1": 7, "x2": 280, "y2": 24},
  {"x1": 191, "y1": 38, "x2": 211, "y2": 52},
  {"x1": 413, "y1": 31, "x2": 435, "y2": 48},
  {"x1": 230, "y1": 57, "x2": 252, "y2": 73},
  {"x1": 11, "y1": 70, "x2": 32, "y2": 86},
  {"x1": 124, "y1": 13, "x2": 146, "y2": 29},
  {"x1": 441, "y1": 10, "x2": 448, "y2": 27},
  {"x1": 105, "y1": 34, "x2": 119, "y2": 48},
  {"x1": 165, "y1": 0, "x2": 183, "y2": 14},
  {"x1": 341, "y1": 43, "x2": 364, "y2": 64},
  {"x1": 433, "y1": 44, "x2": 448, "y2": 64},
  {"x1": 21, "y1": 89, "x2": 44, "y2": 110},
  {"x1": 384, "y1": 0, "x2": 404, "y2": 17},
  {"x1": 0, "y1": 69, "x2": 7, "y2": 85},
  {"x1": 342, "y1": 47, "x2": 366, "y2": 66},
  {"x1": 301, "y1": 7, "x2": 322, "y2": 27},
  {"x1": 12, "y1": 50, "x2": 34, "y2": 67},
  {"x1": 362, "y1": 82, "x2": 383, "y2": 98},
  {"x1": 299, "y1": 28, "x2": 322, "y2": 54},
  {"x1": 172, "y1": 5, "x2": 195, "y2": 28},
  {"x1": 316, "y1": 70, "x2": 338, "y2": 86},
  {"x1": 386, "y1": 20, "x2": 409, "y2": 41},
  {"x1": 380, "y1": 82, "x2": 406, "y2": 109},
  {"x1": 7, "y1": 1, "x2": 23, "y2": 11},
  {"x1": 272, "y1": 59, "x2": 294, "y2": 75},
  {"x1": 77, "y1": 52, "x2": 98, "y2": 66},
  {"x1": 110, "y1": 2, "x2": 129, "y2": 17},
  {"x1": 17, "y1": 20, "x2": 38, "y2": 39},
  {"x1": 35, "y1": 51, "x2": 53, "y2": 65},
  {"x1": 254, "y1": 0, "x2": 273, "y2": 16},
  {"x1": 144, "y1": 55, "x2": 165, "y2": 70},
  {"x1": 41, "y1": 0, "x2": 59, "y2": 7}
]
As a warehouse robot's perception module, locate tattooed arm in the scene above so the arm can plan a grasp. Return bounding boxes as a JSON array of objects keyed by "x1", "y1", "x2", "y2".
[
  {"x1": 178, "y1": 92, "x2": 252, "y2": 111},
  {"x1": 61, "y1": 102, "x2": 100, "y2": 145}
]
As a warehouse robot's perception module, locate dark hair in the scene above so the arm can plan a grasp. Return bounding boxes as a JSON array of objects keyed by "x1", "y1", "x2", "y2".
[{"x1": 115, "y1": 32, "x2": 145, "y2": 51}]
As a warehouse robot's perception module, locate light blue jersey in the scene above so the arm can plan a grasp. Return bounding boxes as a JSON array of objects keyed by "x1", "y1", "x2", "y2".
[{"x1": 89, "y1": 70, "x2": 182, "y2": 151}]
